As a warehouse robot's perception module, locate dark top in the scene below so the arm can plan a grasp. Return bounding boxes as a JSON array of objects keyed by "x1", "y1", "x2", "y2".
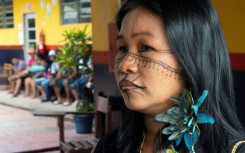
[
  {"x1": 94, "y1": 129, "x2": 245, "y2": 153},
  {"x1": 94, "y1": 130, "x2": 118, "y2": 153}
]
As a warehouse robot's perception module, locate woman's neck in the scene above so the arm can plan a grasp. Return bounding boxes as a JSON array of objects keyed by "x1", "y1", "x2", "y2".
[{"x1": 143, "y1": 114, "x2": 165, "y2": 153}]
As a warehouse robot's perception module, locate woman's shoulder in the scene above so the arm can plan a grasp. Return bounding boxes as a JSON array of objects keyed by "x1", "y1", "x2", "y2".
[{"x1": 93, "y1": 129, "x2": 118, "y2": 153}]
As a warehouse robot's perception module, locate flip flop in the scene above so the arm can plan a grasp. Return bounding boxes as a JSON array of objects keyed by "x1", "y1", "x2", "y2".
[
  {"x1": 63, "y1": 102, "x2": 71, "y2": 106},
  {"x1": 53, "y1": 101, "x2": 62, "y2": 105}
]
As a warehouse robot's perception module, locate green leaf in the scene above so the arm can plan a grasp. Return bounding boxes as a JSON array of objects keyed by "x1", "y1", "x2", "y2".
[{"x1": 57, "y1": 24, "x2": 93, "y2": 77}]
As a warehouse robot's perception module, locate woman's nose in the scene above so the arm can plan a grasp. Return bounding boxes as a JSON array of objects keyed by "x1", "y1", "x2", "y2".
[{"x1": 117, "y1": 53, "x2": 138, "y2": 74}]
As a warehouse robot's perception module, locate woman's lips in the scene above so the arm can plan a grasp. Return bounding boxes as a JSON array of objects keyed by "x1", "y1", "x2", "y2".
[{"x1": 119, "y1": 79, "x2": 145, "y2": 91}]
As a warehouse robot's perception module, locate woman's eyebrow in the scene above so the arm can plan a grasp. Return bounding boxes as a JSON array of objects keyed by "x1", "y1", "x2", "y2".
[
  {"x1": 131, "y1": 32, "x2": 155, "y2": 39},
  {"x1": 117, "y1": 32, "x2": 155, "y2": 40}
]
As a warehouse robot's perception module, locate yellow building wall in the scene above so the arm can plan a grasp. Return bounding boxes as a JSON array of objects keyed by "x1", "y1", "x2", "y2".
[
  {"x1": 91, "y1": 0, "x2": 119, "y2": 52},
  {"x1": 0, "y1": 0, "x2": 92, "y2": 46},
  {"x1": 91, "y1": 0, "x2": 245, "y2": 54},
  {"x1": 2, "y1": 0, "x2": 242, "y2": 53},
  {"x1": 212, "y1": 0, "x2": 245, "y2": 53}
]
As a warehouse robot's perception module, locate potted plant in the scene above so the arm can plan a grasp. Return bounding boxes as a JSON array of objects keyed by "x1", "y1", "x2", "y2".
[
  {"x1": 73, "y1": 99, "x2": 95, "y2": 133},
  {"x1": 56, "y1": 25, "x2": 94, "y2": 133}
]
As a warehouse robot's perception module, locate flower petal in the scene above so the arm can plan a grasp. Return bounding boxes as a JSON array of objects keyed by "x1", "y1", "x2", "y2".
[
  {"x1": 192, "y1": 125, "x2": 200, "y2": 144},
  {"x1": 175, "y1": 134, "x2": 183, "y2": 146},
  {"x1": 183, "y1": 89, "x2": 194, "y2": 105},
  {"x1": 162, "y1": 126, "x2": 177, "y2": 135},
  {"x1": 184, "y1": 132, "x2": 193, "y2": 150},
  {"x1": 169, "y1": 131, "x2": 182, "y2": 140},
  {"x1": 187, "y1": 117, "x2": 194, "y2": 128},
  {"x1": 192, "y1": 105, "x2": 199, "y2": 115},
  {"x1": 196, "y1": 90, "x2": 208, "y2": 107},
  {"x1": 155, "y1": 113, "x2": 167, "y2": 122},
  {"x1": 171, "y1": 145, "x2": 178, "y2": 153},
  {"x1": 169, "y1": 97, "x2": 181, "y2": 105},
  {"x1": 197, "y1": 113, "x2": 215, "y2": 124},
  {"x1": 156, "y1": 89, "x2": 214, "y2": 152},
  {"x1": 180, "y1": 126, "x2": 189, "y2": 133},
  {"x1": 167, "y1": 107, "x2": 180, "y2": 115},
  {"x1": 155, "y1": 113, "x2": 179, "y2": 124}
]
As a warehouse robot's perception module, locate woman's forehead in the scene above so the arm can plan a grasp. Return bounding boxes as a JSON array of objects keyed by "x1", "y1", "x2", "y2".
[{"x1": 120, "y1": 7, "x2": 164, "y2": 38}]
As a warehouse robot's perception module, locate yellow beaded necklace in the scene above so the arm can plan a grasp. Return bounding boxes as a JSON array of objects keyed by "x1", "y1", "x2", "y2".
[
  {"x1": 139, "y1": 133, "x2": 176, "y2": 153},
  {"x1": 139, "y1": 133, "x2": 145, "y2": 153}
]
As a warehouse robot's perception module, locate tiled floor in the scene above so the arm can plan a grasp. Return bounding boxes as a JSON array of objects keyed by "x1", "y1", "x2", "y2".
[{"x1": 0, "y1": 89, "x2": 94, "y2": 153}]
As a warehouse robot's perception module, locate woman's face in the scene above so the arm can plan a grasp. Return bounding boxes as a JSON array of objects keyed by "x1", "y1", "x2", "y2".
[
  {"x1": 49, "y1": 56, "x2": 55, "y2": 61},
  {"x1": 115, "y1": 7, "x2": 184, "y2": 116},
  {"x1": 12, "y1": 58, "x2": 18, "y2": 65},
  {"x1": 29, "y1": 53, "x2": 35, "y2": 58}
]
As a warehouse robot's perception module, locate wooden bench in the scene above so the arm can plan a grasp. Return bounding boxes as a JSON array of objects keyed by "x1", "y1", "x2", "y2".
[
  {"x1": 31, "y1": 93, "x2": 123, "y2": 153},
  {"x1": 61, "y1": 139, "x2": 98, "y2": 153},
  {"x1": 0, "y1": 63, "x2": 14, "y2": 89}
]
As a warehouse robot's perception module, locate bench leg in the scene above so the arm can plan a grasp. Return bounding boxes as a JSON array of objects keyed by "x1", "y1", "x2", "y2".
[{"x1": 58, "y1": 116, "x2": 65, "y2": 153}]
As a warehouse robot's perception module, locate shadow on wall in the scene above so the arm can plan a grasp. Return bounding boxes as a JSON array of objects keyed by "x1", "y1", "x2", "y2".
[{"x1": 233, "y1": 71, "x2": 245, "y2": 128}]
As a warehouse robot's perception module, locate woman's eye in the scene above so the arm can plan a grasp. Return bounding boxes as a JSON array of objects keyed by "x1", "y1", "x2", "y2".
[
  {"x1": 139, "y1": 45, "x2": 154, "y2": 52},
  {"x1": 118, "y1": 46, "x2": 128, "y2": 53}
]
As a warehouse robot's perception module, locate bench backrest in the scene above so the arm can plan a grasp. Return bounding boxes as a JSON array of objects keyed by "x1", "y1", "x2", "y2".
[
  {"x1": 0, "y1": 63, "x2": 12, "y2": 77},
  {"x1": 95, "y1": 93, "x2": 122, "y2": 138}
]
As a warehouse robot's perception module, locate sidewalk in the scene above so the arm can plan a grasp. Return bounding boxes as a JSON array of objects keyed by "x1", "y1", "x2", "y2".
[
  {"x1": 0, "y1": 87, "x2": 94, "y2": 153},
  {"x1": 0, "y1": 88, "x2": 76, "y2": 112}
]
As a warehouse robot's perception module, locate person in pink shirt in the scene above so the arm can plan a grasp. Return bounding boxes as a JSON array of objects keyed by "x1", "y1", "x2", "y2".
[{"x1": 27, "y1": 48, "x2": 35, "y2": 66}]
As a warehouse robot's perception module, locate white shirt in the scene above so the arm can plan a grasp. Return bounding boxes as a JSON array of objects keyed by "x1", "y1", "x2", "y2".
[{"x1": 50, "y1": 62, "x2": 59, "y2": 74}]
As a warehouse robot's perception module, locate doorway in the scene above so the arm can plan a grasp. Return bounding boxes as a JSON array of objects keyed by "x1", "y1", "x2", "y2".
[{"x1": 24, "y1": 13, "x2": 36, "y2": 61}]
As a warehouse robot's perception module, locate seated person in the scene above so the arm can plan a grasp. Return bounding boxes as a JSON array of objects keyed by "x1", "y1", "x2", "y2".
[
  {"x1": 35, "y1": 50, "x2": 59, "y2": 102},
  {"x1": 83, "y1": 74, "x2": 94, "y2": 102},
  {"x1": 65, "y1": 56, "x2": 93, "y2": 105},
  {"x1": 52, "y1": 71, "x2": 72, "y2": 105},
  {"x1": 9, "y1": 57, "x2": 27, "y2": 97},
  {"x1": 27, "y1": 48, "x2": 35, "y2": 67},
  {"x1": 67, "y1": 69, "x2": 89, "y2": 105},
  {"x1": 24, "y1": 52, "x2": 47, "y2": 98}
]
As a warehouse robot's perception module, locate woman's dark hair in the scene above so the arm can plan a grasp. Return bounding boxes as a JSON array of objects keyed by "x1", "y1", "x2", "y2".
[
  {"x1": 95, "y1": 0, "x2": 245, "y2": 153},
  {"x1": 36, "y1": 51, "x2": 45, "y2": 59}
]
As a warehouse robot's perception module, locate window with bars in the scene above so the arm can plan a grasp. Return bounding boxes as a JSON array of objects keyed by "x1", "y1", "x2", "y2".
[
  {"x1": 0, "y1": 0, "x2": 13, "y2": 28},
  {"x1": 61, "y1": 0, "x2": 91, "y2": 24}
]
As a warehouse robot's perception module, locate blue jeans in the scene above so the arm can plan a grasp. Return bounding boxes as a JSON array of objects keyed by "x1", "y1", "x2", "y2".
[
  {"x1": 54, "y1": 78, "x2": 65, "y2": 88},
  {"x1": 35, "y1": 77, "x2": 46, "y2": 86},
  {"x1": 69, "y1": 76, "x2": 88, "y2": 99},
  {"x1": 35, "y1": 77, "x2": 52, "y2": 99}
]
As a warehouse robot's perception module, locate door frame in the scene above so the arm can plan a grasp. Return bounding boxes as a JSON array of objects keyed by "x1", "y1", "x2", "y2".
[{"x1": 24, "y1": 13, "x2": 36, "y2": 61}]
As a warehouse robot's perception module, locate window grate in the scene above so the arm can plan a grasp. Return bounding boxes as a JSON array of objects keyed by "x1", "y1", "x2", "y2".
[
  {"x1": 0, "y1": 0, "x2": 14, "y2": 29},
  {"x1": 61, "y1": 0, "x2": 91, "y2": 24}
]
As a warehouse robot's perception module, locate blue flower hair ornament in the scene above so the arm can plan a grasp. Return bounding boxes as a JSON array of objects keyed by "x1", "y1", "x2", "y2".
[{"x1": 155, "y1": 89, "x2": 215, "y2": 153}]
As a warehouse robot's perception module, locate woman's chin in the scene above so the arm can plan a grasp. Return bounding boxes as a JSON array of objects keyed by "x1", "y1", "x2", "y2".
[{"x1": 123, "y1": 98, "x2": 146, "y2": 112}]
